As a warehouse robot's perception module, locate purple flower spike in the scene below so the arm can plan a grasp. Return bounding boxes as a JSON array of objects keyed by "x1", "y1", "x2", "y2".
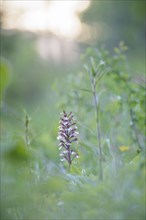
[{"x1": 57, "y1": 111, "x2": 79, "y2": 168}]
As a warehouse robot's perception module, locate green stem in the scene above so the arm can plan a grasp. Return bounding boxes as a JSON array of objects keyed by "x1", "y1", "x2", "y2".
[
  {"x1": 68, "y1": 162, "x2": 71, "y2": 172},
  {"x1": 92, "y1": 79, "x2": 103, "y2": 181},
  {"x1": 25, "y1": 115, "x2": 30, "y2": 150}
]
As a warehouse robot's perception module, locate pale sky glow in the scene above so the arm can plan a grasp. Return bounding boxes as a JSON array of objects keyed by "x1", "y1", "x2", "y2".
[{"x1": 2, "y1": 0, "x2": 90, "y2": 39}]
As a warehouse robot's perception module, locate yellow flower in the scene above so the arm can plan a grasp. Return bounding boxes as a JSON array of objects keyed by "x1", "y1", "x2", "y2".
[{"x1": 119, "y1": 146, "x2": 130, "y2": 152}]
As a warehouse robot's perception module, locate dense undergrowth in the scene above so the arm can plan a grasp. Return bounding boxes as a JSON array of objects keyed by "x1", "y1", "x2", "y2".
[{"x1": 1, "y1": 43, "x2": 145, "y2": 219}]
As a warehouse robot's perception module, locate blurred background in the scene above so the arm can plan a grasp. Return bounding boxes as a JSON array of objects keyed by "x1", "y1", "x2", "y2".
[
  {"x1": 1, "y1": 0, "x2": 145, "y2": 126},
  {"x1": 1, "y1": 0, "x2": 145, "y2": 110}
]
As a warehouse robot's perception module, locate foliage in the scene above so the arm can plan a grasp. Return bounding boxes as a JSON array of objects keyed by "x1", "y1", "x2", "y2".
[{"x1": 1, "y1": 43, "x2": 145, "y2": 219}]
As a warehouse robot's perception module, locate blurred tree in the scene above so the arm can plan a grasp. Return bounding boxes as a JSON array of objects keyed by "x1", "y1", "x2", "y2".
[{"x1": 81, "y1": 0, "x2": 145, "y2": 54}]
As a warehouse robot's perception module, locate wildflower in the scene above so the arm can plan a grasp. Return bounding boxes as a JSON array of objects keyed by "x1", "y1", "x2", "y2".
[
  {"x1": 57, "y1": 111, "x2": 79, "y2": 169},
  {"x1": 119, "y1": 146, "x2": 130, "y2": 152}
]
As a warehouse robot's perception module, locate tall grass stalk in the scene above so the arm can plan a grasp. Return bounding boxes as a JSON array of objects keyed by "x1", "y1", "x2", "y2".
[
  {"x1": 84, "y1": 58, "x2": 105, "y2": 181},
  {"x1": 92, "y1": 79, "x2": 103, "y2": 180}
]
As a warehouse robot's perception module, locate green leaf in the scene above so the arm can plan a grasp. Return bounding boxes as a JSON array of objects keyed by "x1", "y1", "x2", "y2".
[
  {"x1": 78, "y1": 88, "x2": 93, "y2": 94},
  {"x1": 0, "y1": 58, "x2": 11, "y2": 104}
]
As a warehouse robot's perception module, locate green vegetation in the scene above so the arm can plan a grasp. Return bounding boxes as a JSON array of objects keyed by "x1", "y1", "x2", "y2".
[
  {"x1": 1, "y1": 1, "x2": 145, "y2": 219},
  {"x1": 1, "y1": 42, "x2": 145, "y2": 219}
]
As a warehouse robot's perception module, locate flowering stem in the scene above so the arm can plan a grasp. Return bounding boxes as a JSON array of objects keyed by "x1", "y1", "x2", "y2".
[
  {"x1": 57, "y1": 111, "x2": 79, "y2": 171},
  {"x1": 68, "y1": 147, "x2": 71, "y2": 171},
  {"x1": 68, "y1": 160, "x2": 71, "y2": 172}
]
